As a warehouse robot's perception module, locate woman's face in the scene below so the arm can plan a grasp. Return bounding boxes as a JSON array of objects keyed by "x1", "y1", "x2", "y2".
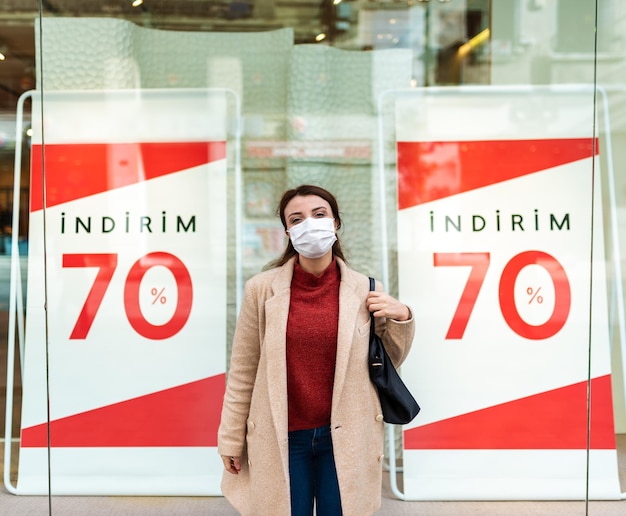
[{"x1": 284, "y1": 194, "x2": 335, "y2": 232}]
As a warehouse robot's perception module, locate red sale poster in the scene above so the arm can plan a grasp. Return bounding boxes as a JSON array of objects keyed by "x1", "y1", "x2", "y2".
[
  {"x1": 15, "y1": 89, "x2": 230, "y2": 495},
  {"x1": 395, "y1": 88, "x2": 621, "y2": 500}
]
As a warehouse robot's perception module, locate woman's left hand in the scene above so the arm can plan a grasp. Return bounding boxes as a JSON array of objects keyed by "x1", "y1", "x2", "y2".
[{"x1": 366, "y1": 291, "x2": 411, "y2": 321}]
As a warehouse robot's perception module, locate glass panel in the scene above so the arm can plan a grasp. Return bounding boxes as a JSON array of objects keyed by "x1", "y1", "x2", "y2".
[
  {"x1": 588, "y1": 0, "x2": 626, "y2": 511},
  {"x1": 0, "y1": 0, "x2": 623, "y2": 514},
  {"x1": 384, "y1": 2, "x2": 619, "y2": 511},
  {"x1": 1, "y1": 0, "x2": 41, "y2": 510}
]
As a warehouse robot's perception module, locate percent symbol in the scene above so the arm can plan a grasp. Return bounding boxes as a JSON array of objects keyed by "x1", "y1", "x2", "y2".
[
  {"x1": 526, "y1": 287, "x2": 543, "y2": 304},
  {"x1": 151, "y1": 287, "x2": 167, "y2": 305},
  {"x1": 526, "y1": 286, "x2": 543, "y2": 304}
]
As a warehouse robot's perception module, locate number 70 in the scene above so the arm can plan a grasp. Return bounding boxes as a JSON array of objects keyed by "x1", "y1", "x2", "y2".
[
  {"x1": 433, "y1": 251, "x2": 571, "y2": 340},
  {"x1": 62, "y1": 252, "x2": 193, "y2": 340}
]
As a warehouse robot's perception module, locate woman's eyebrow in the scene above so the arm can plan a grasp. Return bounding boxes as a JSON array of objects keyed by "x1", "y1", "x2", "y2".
[{"x1": 287, "y1": 206, "x2": 327, "y2": 218}]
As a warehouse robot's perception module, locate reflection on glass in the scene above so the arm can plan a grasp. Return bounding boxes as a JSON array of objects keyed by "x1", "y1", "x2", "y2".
[{"x1": 0, "y1": 0, "x2": 623, "y2": 513}]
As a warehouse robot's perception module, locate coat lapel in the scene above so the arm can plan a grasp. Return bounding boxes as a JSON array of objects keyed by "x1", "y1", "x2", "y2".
[
  {"x1": 263, "y1": 259, "x2": 294, "y2": 481},
  {"x1": 332, "y1": 260, "x2": 365, "y2": 414}
]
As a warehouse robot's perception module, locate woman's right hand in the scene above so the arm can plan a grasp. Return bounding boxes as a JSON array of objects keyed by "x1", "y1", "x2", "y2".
[{"x1": 221, "y1": 455, "x2": 242, "y2": 475}]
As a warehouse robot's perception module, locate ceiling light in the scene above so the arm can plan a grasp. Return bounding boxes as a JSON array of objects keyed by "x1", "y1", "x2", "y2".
[
  {"x1": 132, "y1": 0, "x2": 143, "y2": 7},
  {"x1": 0, "y1": 53, "x2": 5, "y2": 61},
  {"x1": 315, "y1": 33, "x2": 326, "y2": 42},
  {"x1": 457, "y1": 28, "x2": 490, "y2": 59},
  {"x1": 333, "y1": 0, "x2": 342, "y2": 4}
]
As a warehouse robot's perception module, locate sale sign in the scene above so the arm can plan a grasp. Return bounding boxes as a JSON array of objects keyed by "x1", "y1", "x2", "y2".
[
  {"x1": 16, "y1": 89, "x2": 229, "y2": 495},
  {"x1": 395, "y1": 89, "x2": 621, "y2": 500}
]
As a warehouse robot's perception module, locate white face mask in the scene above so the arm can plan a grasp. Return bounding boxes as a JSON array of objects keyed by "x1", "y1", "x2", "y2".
[{"x1": 287, "y1": 217, "x2": 337, "y2": 259}]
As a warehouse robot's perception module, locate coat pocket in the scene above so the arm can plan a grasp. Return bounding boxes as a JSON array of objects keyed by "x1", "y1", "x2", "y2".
[{"x1": 357, "y1": 318, "x2": 371, "y2": 337}]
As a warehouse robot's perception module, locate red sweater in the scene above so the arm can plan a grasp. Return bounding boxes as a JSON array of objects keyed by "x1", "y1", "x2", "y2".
[{"x1": 286, "y1": 259, "x2": 340, "y2": 432}]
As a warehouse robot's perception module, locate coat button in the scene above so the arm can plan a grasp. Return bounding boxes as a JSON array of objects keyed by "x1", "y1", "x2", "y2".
[
  {"x1": 247, "y1": 459, "x2": 252, "y2": 467},
  {"x1": 375, "y1": 414, "x2": 384, "y2": 422},
  {"x1": 248, "y1": 421, "x2": 256, "y2": 429},
  {"x1": 378, "y1": 454, "x2": 385, "y2": 463}
]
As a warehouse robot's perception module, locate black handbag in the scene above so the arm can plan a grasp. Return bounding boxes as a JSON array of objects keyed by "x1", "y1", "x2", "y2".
[{"x1": 368, "y1": 277, "x2": 420, "y2": 425}]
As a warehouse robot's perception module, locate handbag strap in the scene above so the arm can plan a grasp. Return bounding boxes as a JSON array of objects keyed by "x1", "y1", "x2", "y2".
[{"x1": 368, "y1": 277, "x2": 376, "y2": 335}]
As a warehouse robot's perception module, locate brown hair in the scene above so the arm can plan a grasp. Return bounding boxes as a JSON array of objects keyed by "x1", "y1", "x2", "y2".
[{"x1": 266, "y1": 184, "x2": 347, "y2": 269}]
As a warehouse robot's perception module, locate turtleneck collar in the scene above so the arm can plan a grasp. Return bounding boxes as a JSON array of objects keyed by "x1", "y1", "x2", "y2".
[{"x1": 292, "y1": 256, "x2": 339, "y2": 289}]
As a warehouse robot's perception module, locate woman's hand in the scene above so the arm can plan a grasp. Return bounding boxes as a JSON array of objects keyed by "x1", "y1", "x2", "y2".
[
  {"x1": 221, "y1": 455, "x2": 241, "y2": 475},
  {"x1": 366, "y1": 291, "x2": 411, "y2": 321}
]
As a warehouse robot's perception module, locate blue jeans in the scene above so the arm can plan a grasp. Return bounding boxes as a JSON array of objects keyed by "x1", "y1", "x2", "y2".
[{"x1": 288, "y1": 425, "x2": 343, "y2": 516}]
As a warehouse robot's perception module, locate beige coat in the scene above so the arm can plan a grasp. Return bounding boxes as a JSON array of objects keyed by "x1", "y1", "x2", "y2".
[{"x1": 217, "y1": 257, "x2": 415, "y2": 515}]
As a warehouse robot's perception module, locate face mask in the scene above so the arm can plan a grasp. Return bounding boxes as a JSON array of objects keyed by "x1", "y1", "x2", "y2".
[{"x1": 287, "y1": 217, "x2": 337, "y2": 259}]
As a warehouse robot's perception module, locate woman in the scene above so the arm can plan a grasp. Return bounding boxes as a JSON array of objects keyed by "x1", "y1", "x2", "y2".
[{"x1": 218, "y1": 184, "x2": 415, "y2": 515}]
